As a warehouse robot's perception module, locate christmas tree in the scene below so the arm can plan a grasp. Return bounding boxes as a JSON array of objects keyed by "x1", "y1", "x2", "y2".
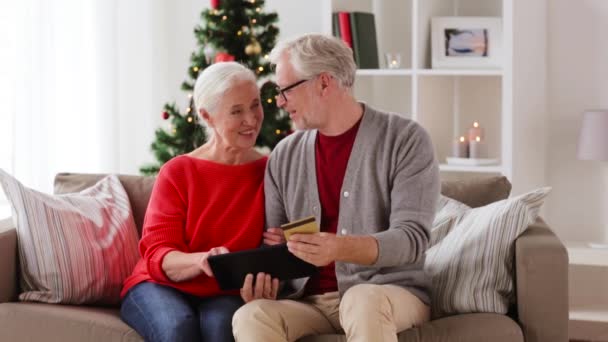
[{"x1": 140, "y1": 0, "x2": 292, "y2": 176}]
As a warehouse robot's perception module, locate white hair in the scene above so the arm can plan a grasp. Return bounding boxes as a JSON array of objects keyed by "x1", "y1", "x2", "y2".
[
  {"x1": 269, "y1": 34, "x2": 357, "y2": 89},
  {"x1": 193, "y1": 62, "x2": 257, "y2": 116}
]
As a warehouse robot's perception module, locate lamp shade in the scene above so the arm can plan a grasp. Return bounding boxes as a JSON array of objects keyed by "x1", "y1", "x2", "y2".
[{"x1": 577, "y1": 110, "x2": 608, "y2": 161}]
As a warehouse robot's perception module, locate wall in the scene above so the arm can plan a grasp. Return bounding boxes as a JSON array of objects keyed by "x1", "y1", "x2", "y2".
[
  {"x1": 546, "y1": 0, "x2": 608, "y2": 242},
  {"x1": 115, "y1": 0, "x2": 202, "y2": 175}
]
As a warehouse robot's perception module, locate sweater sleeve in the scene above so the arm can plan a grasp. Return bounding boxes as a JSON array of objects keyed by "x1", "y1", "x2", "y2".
[
  {"x1": 264, "y1": 151, "x2": 288, "y2": 231},
  {"x1": 372, "y1": 122, "x2": 440, "y2": 267},
  {"x1": 138, "y1": 162, "x2": 189, "y2": 282}
]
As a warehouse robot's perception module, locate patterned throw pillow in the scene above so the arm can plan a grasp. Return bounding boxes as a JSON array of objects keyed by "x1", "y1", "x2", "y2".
[
  {"x1": 425, "y1": 187, "x2": 551, "y2": 318},
  {"x1": 0, "y1": 170, "x2": 139, "y2": 305}
]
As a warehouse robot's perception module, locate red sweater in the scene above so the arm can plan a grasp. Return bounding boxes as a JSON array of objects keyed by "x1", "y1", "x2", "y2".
[{"x1": 121, "y1": 155, "x2": 267, "y2": 298}]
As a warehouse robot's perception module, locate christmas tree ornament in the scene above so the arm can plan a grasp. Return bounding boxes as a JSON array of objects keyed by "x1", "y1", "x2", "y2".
[
  {"x1": 210, "y1": 0, "x2": 220, "y2": 9},
  {"x1": 162, "y1": 111, "x2": 169, "y2": 120},
  {"x1": 203, "y1": 45, "x2": 216, "y2": 62},
  {"x1": 245, "y1": 40, "x2": 262, "y2": 55},
  {"x1": 215, "y1": 52, "x2": 236, "y2": 63}
]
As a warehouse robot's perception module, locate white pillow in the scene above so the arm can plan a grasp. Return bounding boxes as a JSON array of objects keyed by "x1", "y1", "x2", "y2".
[
  {"x1": 425, "y1": 187, "x2": 551, "y2": 318},
  {"x1": 0, "y1": 169, "x2": 140, "y2": 305}
]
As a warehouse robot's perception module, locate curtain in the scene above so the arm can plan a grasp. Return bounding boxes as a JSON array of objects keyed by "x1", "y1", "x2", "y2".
[{"x1": 1, "y1": 0, "x2": 189, "y2": 197}]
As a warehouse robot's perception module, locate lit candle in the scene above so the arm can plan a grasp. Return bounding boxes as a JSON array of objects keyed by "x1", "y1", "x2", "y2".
[
  {"x1": 469, "y1": 136, "x2": 486, "y2": 159},
  {"x1": 468, "y1": 121, "x2": 484, "y2": 142},
  {"x1": 452, "y1": 136, "x2": 469, "y2": 158}
]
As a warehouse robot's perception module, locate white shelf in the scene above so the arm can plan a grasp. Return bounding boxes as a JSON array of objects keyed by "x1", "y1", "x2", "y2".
[
  {"x1": 439, "y1": 164, "x2": 503, "y2": 173},
  {"x1": 356, "y1": 69, "x2": 413, "y2": 76},
  {"x1": 565, "y1": 241, "x2": 608, "y2": 266},
  {"x1": 570, "y1": 303, "x2": 608, "y2": 323},
  {"x1": 356, "y1": 69, "x2": 503, "y2": 77},
  {"x1": 417, "y1": 69, "x2": 503, "y2": 76}
]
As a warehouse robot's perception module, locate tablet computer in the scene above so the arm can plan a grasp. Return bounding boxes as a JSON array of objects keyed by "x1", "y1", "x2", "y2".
[{"x1": 207, "y1": 244, "x2": 318, "y2": 291}]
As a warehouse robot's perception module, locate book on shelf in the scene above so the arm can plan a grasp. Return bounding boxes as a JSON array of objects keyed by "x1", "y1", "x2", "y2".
[
  {"x1": 332, "y1": 13, "x2": 341, "y2": 39},
  {"x1": 332, "y1": 11, "x2": 379, "y2": 69},
  {"x1": 337, "y1": 12, "x2": 353, "y2": 49}
]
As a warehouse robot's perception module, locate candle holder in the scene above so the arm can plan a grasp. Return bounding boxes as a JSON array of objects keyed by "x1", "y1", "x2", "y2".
[
  {"x1": 384, "y1": 52, "x2": 402, "y2": 69},
  {"x1": 452, "y1": 136, "x2": 469, "y2": 158}
]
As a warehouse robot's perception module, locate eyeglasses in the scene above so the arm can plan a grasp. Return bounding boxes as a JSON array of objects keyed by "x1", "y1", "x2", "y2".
[{"x1": 275, "y1": 79, "x2": 310, "y2": 102}]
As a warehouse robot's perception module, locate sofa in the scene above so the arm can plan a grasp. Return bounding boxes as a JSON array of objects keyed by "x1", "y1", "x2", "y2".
[{"x1": 0, "y1": 173, "x2": 568, "y2": 342}]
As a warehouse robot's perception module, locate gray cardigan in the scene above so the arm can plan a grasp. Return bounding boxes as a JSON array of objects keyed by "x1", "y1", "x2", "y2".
[{"x1": 265, "y1": 103, "x2": 440, "y2": 304}]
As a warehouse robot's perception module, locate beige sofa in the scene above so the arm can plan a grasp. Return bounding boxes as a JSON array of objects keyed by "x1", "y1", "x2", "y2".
[{"x1": 0, "y1": 174, "x2": 568, "y2": 342}]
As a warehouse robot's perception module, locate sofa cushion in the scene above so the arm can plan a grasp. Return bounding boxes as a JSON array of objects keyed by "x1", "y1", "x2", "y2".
[
  {"x1": 0, "y1": 171, "x2": 140, "y2": 305},
  {"x1": 297, "y1": 313, "x2": 523, "y2": 342},
  {"x1": 55, "y1": 173, "x2": 156, "y2": 236},
  {"x1": 440, "y1": 176, "x2": 511, "y2": 208},
  {"x1": 425, "y1": 188, "x2": 551, "y2": 318},
  {"x1": 0, "y1": 302, "x2": 142, "y2": 342}
]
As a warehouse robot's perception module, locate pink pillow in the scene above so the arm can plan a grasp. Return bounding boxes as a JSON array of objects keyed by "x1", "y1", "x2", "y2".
[{"x1": 0, "y1": 170, "x2": 139, "y2": 305}]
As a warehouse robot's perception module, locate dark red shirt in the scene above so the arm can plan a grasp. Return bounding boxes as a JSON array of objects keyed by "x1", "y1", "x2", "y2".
[{"x1": 305, "y1": 118, "x2": 361, "y2": 296}]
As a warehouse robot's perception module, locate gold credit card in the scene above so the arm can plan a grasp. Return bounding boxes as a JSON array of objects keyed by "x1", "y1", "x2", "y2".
[{"x1": 281, "y1": 216, "x2": 319, "y2": 240}]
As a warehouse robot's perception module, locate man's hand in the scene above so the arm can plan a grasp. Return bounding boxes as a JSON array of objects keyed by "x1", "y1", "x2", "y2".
[
  {"x1": 286, "y1": 232, "x2": 341, "y2": 266},
  {"x1": 198, "y1": 246, "x2": 230, "y2": 277},
  {"x1": 240, "y1": 272, "x2": 279, "y2": 303},
  {"x1": 263, "y1": 228, "x2": 286, "y2": 245}
]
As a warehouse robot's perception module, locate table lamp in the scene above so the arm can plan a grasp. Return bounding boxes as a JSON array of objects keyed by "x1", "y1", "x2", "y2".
[
  {"x1": 577, "y1": 109, "x2": 608, "y2": 248},
  {"x1": 578, "y1": 110, "x2": 608, "y2": 161}
]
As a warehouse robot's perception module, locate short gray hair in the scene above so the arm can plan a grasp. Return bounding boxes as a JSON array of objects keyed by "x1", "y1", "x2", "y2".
[
  {"x1": 193, "y1": 62, "x2": 257, "y2": 115},
  {"x1": 269, "y1": 34, "x2": 357, "y2": 89}
]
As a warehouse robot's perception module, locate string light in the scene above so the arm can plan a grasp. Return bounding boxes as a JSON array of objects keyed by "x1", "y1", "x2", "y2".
[
  {"x1": 275, "y1": 129, "x2": 281, "y2": 135},
  {"x1": 172, "y1": 129, "x2": 177, "y2": 134},
  {"x1": 193, "y1": 66, "x2": 199, "y2": 72},
  {"x1": 258, "y1": 66, "x2": 264, "y2": 72},
  {"x1": 266, "y1": 98, "x2": 273, "y2": 104},
  {"x1": 237, "y1": 30, "x2": 242, "y2": 36},
  {"x1": 187, "y1": 116, "x2": 193, "y2": 123},
  {"x1": 188, "y1": 93, "x2": 193, "y2": 98},
  {"x1": 251, "y1": 19, "x2": 257, "y2": 24},
  {"x1": 222, "y1": 15, "x2": 227, "y2": 20},
  {"x1": 186, "y1": 107, "x2": 192, "y2": 113},
  {"x1": 256, "y1": 7, "x2": 261, "y2": 12},
  {"x1": 264, "y1": 54, "x2": 269, "y2": 59}
]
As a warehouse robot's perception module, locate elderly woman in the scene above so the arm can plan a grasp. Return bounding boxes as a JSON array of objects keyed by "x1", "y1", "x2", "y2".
[{"x1": 120, "y1": 62, "x2": 266, "y2": 342}]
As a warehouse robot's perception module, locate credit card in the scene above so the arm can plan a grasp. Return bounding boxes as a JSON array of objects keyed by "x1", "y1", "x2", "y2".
[{"x1": 281, "y1": 216, "x2": 319, "y2": 240}]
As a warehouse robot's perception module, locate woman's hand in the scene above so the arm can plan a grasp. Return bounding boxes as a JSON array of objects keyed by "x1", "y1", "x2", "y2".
[
  {"x1": 240, "y1": 272, "x2": 279, "y2": 303},
  {"x1": 263, "y1": 228, "x2": 286, "y2": 245},
  {"x1": 198, "y1": 246, "x2": 230, "y2": 277},
  {"x1": 162, "y1": 246, "x2": 229, "y2": 282}
]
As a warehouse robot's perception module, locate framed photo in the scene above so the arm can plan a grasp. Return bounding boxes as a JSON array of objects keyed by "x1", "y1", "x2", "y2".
[{"x1": 431, "y1": 17, "x2": 502, "y2": 69}]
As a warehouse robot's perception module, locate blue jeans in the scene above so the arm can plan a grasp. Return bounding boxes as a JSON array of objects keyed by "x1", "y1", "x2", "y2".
[{"x1": 120, "y1": 282, "x2": 243, "y2": 342}]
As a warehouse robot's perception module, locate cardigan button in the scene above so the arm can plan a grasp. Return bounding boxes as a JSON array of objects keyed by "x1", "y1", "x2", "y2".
[
  {"x1": 343, "y1": 191, "x2": 350, "y2": 198},
  {"x1": 341, "y1": 229, "x2": 348, "y2": 235}
]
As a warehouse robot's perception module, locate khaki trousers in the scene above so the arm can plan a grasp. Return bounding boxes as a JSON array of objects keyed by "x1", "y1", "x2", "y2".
[{"x1": 232, "y1": 284, "x2": 430, "y2": 342}]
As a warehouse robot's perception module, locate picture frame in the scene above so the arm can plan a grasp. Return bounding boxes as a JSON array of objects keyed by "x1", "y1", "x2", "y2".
[{"x1": 431, "y1": 17, "x2": 502, "y2": 69}]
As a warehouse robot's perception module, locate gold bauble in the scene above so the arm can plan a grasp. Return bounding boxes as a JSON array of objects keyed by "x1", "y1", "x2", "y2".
[{"x1": 245, "y1": 40, "x2": 262, "y2": 55}]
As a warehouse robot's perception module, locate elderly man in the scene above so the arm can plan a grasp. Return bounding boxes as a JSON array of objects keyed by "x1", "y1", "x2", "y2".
[{"x1": 234, "y1": 34, "x2": 440, "y2": 342}]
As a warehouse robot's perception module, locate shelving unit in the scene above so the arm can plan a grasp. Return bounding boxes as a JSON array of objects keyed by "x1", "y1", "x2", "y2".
[
  {"x1": 565, "y1": 241, "x2": 608, "y2": 341},
  {"x1": 323, "y1": 0, "x2": 512, "y2": 178}
]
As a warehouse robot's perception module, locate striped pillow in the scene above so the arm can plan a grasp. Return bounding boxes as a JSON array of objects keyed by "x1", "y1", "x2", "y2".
[
  {"x1": 0, "y1": 170, "x2": 139, "y2": 305},
  {"x1": 425, "y1": 187, "x2": 551, "y2": 318}
]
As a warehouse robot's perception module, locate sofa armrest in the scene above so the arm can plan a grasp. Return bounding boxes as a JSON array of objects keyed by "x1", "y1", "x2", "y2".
[
  {"x1": 0, "y1": 217, "x2": 18, "y2": 303},
  {"x1": 515, "y1": 218, "x2": 568, "y2": 342}
]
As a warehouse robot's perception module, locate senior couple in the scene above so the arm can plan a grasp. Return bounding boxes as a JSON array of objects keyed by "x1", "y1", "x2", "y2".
[{"x1": 120, "y1": 33, "x2": 439, "y2": 342}]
